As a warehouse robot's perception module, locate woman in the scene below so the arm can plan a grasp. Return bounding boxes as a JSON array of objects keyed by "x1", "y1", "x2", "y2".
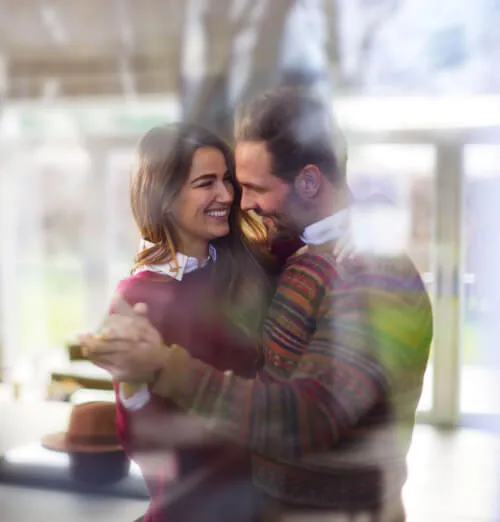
[{"x1": 110, "y1": 123, "x2": 274, "y2": 522}]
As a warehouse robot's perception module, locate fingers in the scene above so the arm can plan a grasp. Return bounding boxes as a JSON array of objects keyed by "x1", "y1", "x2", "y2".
[
  {"x1": 109, "y1": 294, "x2": 138, "y2": 318},
  {"x1": 78, "y1": 300, "x2": 162, "y2": 382},
  {"x1": 82, "y1": 343, "x2": 133, "y2": 381},
  {"x1": 78, "y1": 330, "x2": 130, "y2": 359},
  {"x1": 98, "y1": 315, "x2": 148, "y2": 342},
  {"x1": 77, "y1": 334, "x2": 93, "y2": 358},
  {"x1": 93, "y1": 296, "x2": 151, "y2": 344}
]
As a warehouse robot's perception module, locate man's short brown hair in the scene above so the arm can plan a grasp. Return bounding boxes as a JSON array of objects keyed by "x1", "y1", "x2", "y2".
[{"x1": 234, "y1": 86, "x2": 347, "y2": 184}]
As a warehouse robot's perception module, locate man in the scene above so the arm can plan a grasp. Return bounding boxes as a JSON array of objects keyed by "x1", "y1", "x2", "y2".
[{"x1": 82, "y1": 87, "x2": 433, "y2": 521}]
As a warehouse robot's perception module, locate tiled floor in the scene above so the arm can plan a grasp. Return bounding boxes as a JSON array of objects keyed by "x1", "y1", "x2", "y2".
[{"x1": 404, "y1": 425, "x2": 500, "y2": 521}]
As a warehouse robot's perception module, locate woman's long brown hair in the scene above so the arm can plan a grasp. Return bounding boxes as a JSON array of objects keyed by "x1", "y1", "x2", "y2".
[{"x1": 130, "y1": 122, "x2": 271, "y2": 312}]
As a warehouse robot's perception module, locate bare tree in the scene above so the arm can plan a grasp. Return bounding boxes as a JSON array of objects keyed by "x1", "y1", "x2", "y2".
[
  {"x1": 335, "y1": 0, "x2": 401, "y2": 88},
  {"x1": 359, "y1": 0, "x2": 400, "y2": 73},
  {"x1": 180, "y1": 0, "x2": 335, "y2": 142}
]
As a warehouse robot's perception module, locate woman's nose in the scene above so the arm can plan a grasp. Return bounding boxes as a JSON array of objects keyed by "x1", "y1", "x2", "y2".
[{"x1": 216, "y1": 182, "x2": 234, "y2": 204}]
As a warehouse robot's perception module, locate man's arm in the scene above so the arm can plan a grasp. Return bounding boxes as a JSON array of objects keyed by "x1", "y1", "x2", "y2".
[{"x1": 151, "y1": 259, "x2": 388, "y2": 460}]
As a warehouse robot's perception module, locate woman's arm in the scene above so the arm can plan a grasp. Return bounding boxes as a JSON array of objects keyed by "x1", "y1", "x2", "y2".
[{"x1": 108, "y1": 277, "x2": 161, "y2": 452}]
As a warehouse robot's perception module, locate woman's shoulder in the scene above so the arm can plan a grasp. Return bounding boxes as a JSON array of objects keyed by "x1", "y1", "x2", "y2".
[
  {"x1": 112, "y1": 270, "x2": 177, "y2": 308},
  {"x1": 113, "y1": 267, "x2": 213, "y2": 306},
  {"x1": 116, "y1": 269, "x2": 172, "y2": 288}
]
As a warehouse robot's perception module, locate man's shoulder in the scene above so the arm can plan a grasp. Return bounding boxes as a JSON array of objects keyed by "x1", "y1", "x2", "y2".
[
  {"x1": 279, "y1": 251, "x2": 343, "y2": 293},
  {"x1": 360, "y1": 253, "x2": 433, "y2": 333},
  {"x1": 361, "y1": 253, "x2": 428, "y2": 294},
  {"x1": 285, "y1": 250, "x2": 338, "y2": 274},
  {"x1": 282, "y1": 250, "x2": 427, "y2": 291}
]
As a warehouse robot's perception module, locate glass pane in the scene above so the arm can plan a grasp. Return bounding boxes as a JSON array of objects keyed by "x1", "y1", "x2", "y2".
[
  {"x1": 38, "y1": 145, "x2": 90, "y2": 348},
  {"x1": 461, "y1": 145, "x2": 500, "y2": 415},
  {"x1": 348, "y1": 144, "x2": 436, "y2": 412},
  {"x1": 105, "y1": 149, "x2": 140, "y2": 300},
  {"x1": 2, "y1": 141, "x2": 90, "y2": 390}
]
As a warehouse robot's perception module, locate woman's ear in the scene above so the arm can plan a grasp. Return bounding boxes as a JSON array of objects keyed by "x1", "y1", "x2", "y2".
[{"x1": 294, "y1": 165, "x2": 322, "y2": 201}]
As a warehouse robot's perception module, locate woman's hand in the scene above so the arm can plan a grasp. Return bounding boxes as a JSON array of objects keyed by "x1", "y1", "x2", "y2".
[{"x1": 79, "y1": 297, "x2": 168, "y2": 383}]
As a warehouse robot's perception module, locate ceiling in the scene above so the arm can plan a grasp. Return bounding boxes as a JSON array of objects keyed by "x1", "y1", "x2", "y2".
[
  {"x1": 0, "y1": 0, "x2": 185, "y2": 99},
  {"x1": 0, "y1": 0, "x2": 339, "y2": 103}
]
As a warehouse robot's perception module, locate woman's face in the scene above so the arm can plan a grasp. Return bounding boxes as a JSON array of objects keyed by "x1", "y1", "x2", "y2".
[{"x1": 172, "y1": 146, "x2": 235, "y2": 255}]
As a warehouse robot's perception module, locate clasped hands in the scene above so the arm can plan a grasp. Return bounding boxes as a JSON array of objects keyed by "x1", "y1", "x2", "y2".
[{"x1": 78, "y1": 298, "x2": 169, "y2": 384}]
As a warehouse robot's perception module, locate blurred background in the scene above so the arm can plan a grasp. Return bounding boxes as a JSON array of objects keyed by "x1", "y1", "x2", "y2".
[{"x1": 0, "y1": 0, "x2": 499, "y2": 520}]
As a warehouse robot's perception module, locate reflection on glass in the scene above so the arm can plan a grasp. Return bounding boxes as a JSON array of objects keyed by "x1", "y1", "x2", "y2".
[{"x1": 348, "y1": 144, "x2": 435, "y2": 411}]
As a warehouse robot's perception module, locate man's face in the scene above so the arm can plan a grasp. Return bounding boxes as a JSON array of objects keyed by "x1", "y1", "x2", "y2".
[{"x1": 235, "y1": 141, "x2": 297, "y2": 241}]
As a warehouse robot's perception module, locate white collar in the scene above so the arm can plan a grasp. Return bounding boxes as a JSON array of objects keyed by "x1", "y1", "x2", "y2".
[
  {"x1": 136, "y1": 240, "x2": 217, "y2": 281},
  {"x1": 300, "y1": 208, "x2": 350, "y2": 245}
]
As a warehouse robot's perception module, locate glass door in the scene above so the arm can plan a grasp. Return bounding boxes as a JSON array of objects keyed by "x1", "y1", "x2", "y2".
[{"x1": 461, "y1": 144, "x2": 500, "y2": 425}]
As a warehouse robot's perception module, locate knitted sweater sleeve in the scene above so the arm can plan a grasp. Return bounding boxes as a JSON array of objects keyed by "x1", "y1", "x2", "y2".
[{"x1": 152, "y1": 255, "x2": 389, "y2": 460}]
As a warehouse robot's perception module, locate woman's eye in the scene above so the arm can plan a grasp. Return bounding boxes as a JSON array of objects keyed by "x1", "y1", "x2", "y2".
[{"x1": 196, "y1": 176, "x2": 232, "y2": 189}]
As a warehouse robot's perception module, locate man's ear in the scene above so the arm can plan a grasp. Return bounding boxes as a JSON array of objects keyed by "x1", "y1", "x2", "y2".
[{"x1": 294, "y1": 165, "x2": 322, "y2": 201}]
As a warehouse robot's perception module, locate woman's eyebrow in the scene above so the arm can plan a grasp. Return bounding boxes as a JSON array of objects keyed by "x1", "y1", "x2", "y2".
[
  {"x1": 191, "y1": 173, "x2": 217, "y2": 184},
  {"x1": 191, "y1": 171, "x2": 230, "y2": 184}
]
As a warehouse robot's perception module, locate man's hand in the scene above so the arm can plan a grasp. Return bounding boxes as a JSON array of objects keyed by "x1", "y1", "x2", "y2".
[{"x1": 79, "y1": 296, "x2": 168, "y2": 383}]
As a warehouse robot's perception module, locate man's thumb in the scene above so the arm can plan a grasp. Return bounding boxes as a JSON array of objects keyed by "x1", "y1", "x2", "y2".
[{"x1": 134, "y1": 302, "x2": 149, "y2": 316}]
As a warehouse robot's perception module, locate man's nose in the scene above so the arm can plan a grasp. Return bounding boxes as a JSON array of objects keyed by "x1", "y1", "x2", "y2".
[{"x1": 240, "y1": 191, "x2": 255, "y2": 212}]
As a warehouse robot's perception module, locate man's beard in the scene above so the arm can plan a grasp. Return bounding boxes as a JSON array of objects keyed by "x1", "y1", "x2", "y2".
[{"x1": 261, "y1": 215, "x2": 299, "y2": 245}]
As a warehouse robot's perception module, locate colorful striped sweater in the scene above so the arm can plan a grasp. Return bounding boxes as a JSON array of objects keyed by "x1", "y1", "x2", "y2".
[{"x1": 151, "y1": 248, "x2": 433, "y2": 512}]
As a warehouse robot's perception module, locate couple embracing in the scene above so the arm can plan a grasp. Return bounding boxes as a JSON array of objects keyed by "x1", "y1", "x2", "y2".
[{"x1": 81, "y1": 87, "x2": 433, "y2": 522}]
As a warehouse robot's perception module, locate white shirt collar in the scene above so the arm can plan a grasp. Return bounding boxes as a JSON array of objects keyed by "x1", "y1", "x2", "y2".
[
  {"x1": 300, "y1": 208, "x2": 350, "y2": 245},
  {"x1": 136, "y1": 240, "x2": 216, "y2": 281}
]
